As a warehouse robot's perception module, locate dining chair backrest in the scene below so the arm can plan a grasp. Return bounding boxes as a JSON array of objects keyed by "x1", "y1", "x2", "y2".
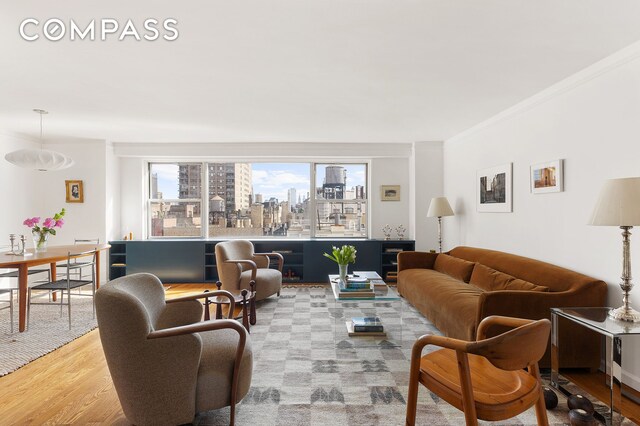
[
  {"x1": 75, "y1": 238, "x2": 100, "y2": 245},
  {"x1": 64, "y1": 250, "x2": 97, "y2": 277}
]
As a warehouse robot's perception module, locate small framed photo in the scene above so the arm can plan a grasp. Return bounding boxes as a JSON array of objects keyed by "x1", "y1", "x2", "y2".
[
  {"x1": 381, "y1": 185, "x2": 400, "y2": 201},
  {"x1": 65, "y1": 180, "x2": 84, "y2": 203},
  {"x1": 530, "y1": 159, "x2": 563, "y2": 194},
  {"x1": 477, "y1": 163, "x2": 512, "y2": 212}
]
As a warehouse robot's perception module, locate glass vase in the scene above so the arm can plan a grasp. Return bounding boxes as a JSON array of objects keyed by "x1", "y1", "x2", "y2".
[
  {"x1": 32, "y1": 230, "x2": 49, "y2": 253},
  {"x1": 338, "y1": 263, "x2": 349, "y2": 282}
]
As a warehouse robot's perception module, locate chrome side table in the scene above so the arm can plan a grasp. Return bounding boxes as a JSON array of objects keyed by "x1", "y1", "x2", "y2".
[{"x1": 551, "y1": 307, "x2": 640, "y2": 425}]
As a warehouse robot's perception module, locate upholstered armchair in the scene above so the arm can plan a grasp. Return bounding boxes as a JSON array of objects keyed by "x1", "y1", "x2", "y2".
[
  {"x1": 215, "y1": 240, "x2": 283, "y2": 301},
  {"x1": 95, "y1": 273, "x2": 252, "y2": 426}
]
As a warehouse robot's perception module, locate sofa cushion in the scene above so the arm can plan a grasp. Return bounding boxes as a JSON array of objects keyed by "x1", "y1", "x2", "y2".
[
  {"x1": 398, "y1": 268, "x2": 483, "y2": 340},
  {"x1": 470, "y1": 264, "x2": 549, "y2": 292},
  {"x1": 433, "y1": 254, "x2": 475, "y2": 283}
]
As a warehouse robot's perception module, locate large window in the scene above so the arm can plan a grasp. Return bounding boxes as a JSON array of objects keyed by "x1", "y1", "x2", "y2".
[{"x1": 148, "y1": 162, "x2": 368, "y2": 238}]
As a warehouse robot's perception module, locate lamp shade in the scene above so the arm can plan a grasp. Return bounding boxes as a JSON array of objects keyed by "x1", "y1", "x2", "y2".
[
  {"x1": 5, "y1": 148, "x2": 74, "y2": 171},
  {"x1": 427, "y1": 197, "x2": 454, "y2": 218},
  {"x1": 589, "y1": 177, "x2": 640, "y2": 226}
]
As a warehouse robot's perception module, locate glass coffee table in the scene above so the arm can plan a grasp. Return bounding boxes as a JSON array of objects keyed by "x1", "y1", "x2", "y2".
[{"x1": 328, "y1": 271, "x2": 405, "y2": 348}]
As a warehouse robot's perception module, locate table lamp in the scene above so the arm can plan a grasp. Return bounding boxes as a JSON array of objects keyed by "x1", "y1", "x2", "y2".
[
  {"x1": 427, "y1": 197, "x2": 454, "y2": 253},
  {"x1": 589, "y1": 177, "x2": 640, "y2": 322}
]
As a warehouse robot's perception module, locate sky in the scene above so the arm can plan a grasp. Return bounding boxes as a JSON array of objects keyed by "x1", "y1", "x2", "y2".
[{"x1": 151, "y1": 163, "x2": 366, "y2": 202}]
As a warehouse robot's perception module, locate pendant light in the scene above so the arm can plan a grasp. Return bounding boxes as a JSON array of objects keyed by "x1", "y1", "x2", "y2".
[{"x1": 4, "y1": 109, "x2": 74, "y2": 171}]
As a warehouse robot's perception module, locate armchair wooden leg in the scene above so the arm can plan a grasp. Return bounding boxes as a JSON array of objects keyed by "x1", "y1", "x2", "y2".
[
  {"x1": 203, "y1": 289, "x2": 211, "y2": 321},
  {"x1": 215, "y1": 282, "x2": 223, "y2": 320},
  {"x1": 249, "y1": 281, "x2": 257, "y2": 326},
  {"x1": 405, "y1": 347, "x2": 422, "y2": 425},
  {"x1": 529, "y1": 363, "x2": 549, "y2": 426},
  {"x1": 241, "y1": 289, "x2": 249, "y2": 332},
  {"x1": 456, "y1": 351, "x2": 479, "y2": 426}
]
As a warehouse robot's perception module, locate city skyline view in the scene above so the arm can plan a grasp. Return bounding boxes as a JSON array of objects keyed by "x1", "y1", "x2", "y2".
[{"x1": 151, "y1": 162, "x2": 367, "y2": 202}]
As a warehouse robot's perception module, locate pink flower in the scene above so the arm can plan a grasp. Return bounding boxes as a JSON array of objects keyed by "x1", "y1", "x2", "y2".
[
  {"x1": 54, "y1": 219, "x2": 64, "y2": 228},
  {"x1": 23, "y1": 217, "x2": 40, "y2": 228},
  {"x1": 43, "y1": 218, "x2": 55, "y2": 228}
]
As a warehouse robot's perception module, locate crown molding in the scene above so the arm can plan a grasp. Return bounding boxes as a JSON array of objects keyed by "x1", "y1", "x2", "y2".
[{"x1": 447, "y1": 40, "x2": 640, "y2": 145}]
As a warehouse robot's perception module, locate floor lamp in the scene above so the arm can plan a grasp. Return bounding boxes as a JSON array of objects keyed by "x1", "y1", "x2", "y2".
[
  {"x1": 589, "y1": 177, "x2": 640, "y2": 322},
  {"x1": 427, "y1": 197, "x2": 454, "y2": 253}
]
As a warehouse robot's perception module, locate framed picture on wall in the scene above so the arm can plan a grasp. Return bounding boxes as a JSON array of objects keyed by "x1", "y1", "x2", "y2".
[
  {"x1": 477, "y1": 163, "x2": 512, "y2": 212},
  {"x1": 530, "y1": 159, "x2": 564, "y2": 194},
  {"x1": 65, "y1": 180, "x2": 84, "y2": 203},
  {"x1": 381, "y1": 185, "x2": 400, "y2": 201}
]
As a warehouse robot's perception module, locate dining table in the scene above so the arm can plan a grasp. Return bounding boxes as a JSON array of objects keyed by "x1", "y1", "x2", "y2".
[{"x1": 0, "y1": 243, "x2": 111, "y2": 332}]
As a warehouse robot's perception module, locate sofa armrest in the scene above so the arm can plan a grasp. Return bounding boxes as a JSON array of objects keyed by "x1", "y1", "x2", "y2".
[
  {"x1": 397, "y1": 251, "x2": 438, "y2": 272},
  {"x1": 477, "y1": 284, "x2": 607, "y2": 323}
]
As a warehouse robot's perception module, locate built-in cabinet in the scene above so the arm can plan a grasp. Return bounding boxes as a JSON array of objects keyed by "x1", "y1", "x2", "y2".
[{"x1": 109, "y1": 239, "x2": 415, "y2": 284}]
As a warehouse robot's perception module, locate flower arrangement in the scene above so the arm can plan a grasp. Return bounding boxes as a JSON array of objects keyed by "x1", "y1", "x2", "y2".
[
  {"x1": 323, "y1": 245, "x2": 357, "y2": 265},
  {"x1": 24, "y1": 208, "x2": 66, "y2": 251}
]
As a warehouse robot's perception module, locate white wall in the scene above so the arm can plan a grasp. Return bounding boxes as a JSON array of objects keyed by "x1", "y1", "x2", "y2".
[
  {"x1": 443, "y1": 43, "x2": 640, "y2": 388},
  {"x1": 116, "y1": 142, "x2": 416, "y2": 241},
  {"x1": 0, "y1": 132, "x2": 40, "y2": 239},
  {"x1": 411, "y1": 141, "x2": 445, "y2": 251}
]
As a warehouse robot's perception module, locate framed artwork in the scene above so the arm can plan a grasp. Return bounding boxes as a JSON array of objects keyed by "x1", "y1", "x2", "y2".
[
  {"x1": 477, "y1": 163, "x2": 512, "y2": 212},
  {"x1": 530, "y1": 159, "x2": 563, "y2": 194},
  {"x1": 381, "y1": 185, "x2": 400, "y2": 201},
  {"x1": 65, "y1": 180, "x2": 84, "y2": 203}
]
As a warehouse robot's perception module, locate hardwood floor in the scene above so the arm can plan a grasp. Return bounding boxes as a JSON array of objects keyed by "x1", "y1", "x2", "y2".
[{"x1": 1, "y1": 284, "x2": 639, "y2": 424}]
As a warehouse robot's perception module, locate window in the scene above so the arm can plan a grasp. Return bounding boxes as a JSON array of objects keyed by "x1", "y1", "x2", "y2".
[
  {"x1": 314, "y1": 164, "x2": 367, "y2": 238},
  {"x1": 149, "y1": 163, "x2": 202, "y2": 237},
  {"x1": 148, "y1": 162, "x2": 368, "y2": 238}
]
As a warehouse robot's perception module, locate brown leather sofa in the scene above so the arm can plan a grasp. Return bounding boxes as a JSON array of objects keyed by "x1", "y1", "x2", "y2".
[{"x1": 397, "y1": 246, "x2": 607, "y2": 368}]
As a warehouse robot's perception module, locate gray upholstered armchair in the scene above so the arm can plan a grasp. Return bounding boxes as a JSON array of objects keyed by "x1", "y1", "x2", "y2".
[
  {"x1": 95, "y1": 273, "x2": 252, "y2": 426},
  {"x1": 215, "y1": 240, "x2": 283, "y2": 301}
]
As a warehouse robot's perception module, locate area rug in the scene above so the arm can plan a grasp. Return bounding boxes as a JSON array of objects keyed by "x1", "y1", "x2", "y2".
[
  {"x1": 194, "y1": 286, "x2": 602, "y2": 425},
  {"x1": 0, "y1": 293, "x2": 97, "y2": 376}
]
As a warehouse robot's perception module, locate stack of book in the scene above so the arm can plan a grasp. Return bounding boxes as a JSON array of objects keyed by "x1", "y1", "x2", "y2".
[
  {"x1": 346, "y1": 316, "x2": 386, "y2": 336},
  {"x1": 336, "y1": 276, "x2": 375, "y2": 298}
]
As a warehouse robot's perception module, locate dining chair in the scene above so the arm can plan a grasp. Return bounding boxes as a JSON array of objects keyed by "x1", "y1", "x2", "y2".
[
  {"x1": 28, "y1": 249, "x2": 97, "y2": 330},
  {"x1": 56, "y1": 238, "x2": 99, "y2": 281},
  {"x1": 406, "y1": 315, "x2": 551, "y2": 426},
  {"x1": 0, "y1": 288, "x2": 15, "y2": 333}
]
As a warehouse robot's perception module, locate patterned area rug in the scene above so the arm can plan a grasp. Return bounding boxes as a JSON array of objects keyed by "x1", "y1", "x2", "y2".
[
  {"x1": 195, "y1": 286, "x2": 587, "y2": 425},
  {"x1": 0, "y1": 293, "x2": 97, "y2": 376}
]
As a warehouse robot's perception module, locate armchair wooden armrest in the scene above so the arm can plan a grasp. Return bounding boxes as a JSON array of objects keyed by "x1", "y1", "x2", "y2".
[
  {"x1": 224, "y1": 259, "x2": 257, "y2": 281},
  {"x1": 254, "y1": 252, "x2": 284, "y2": 271},
  {"x1": 411, "y1": 333, "x2": 470, "y2": 360},
  {"x1": 166, "y1": 290, "x2": 236, "y2": 318},
  {"x1": 476, "y1": 315, "x2": 534, "y2": 340}
]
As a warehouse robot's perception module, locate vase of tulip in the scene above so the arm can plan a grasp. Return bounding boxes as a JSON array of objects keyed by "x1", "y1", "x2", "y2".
[
  {"x1": 323, "y1": 245, "x2": 357, "y2": 282},
  {"x1": 24, "y1": 208, "x2": 66, "y2": 253}
]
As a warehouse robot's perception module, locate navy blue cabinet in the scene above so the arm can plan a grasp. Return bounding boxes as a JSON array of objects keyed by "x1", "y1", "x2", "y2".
[{"x1": 109, "y1": 239, "x2": 414, "y2": 284}]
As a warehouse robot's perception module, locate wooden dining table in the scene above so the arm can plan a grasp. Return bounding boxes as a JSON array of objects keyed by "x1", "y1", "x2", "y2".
[{"x1": 0, "y1": 243, "x2": 111, "y2": 332}]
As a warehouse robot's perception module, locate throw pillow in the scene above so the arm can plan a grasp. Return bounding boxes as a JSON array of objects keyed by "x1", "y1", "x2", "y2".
[
  {"x1": 433, "y1": 254, "x2": 476, "y2": 283},
  {"x1": 470, "y1": 263, "x2": 549, "y2": 292}
]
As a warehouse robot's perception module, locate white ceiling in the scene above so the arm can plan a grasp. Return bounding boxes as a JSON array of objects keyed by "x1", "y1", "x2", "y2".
[{"x1": 1, "y1": 1, "x2": 640, "y2": 144}]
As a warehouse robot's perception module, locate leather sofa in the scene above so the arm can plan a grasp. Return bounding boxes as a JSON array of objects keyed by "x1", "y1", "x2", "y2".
[{"x1": 397, "y1": 246, "x2": 607, "y2": 368}]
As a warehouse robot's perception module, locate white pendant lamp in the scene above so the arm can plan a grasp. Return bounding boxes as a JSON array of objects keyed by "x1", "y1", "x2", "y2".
[{"x1": 4, "y1": 109, "x2": 74, "y2": 171}]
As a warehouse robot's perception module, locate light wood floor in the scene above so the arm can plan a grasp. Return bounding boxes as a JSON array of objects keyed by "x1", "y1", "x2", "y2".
[{"x1": 1, "y1": 284, "x2": 639, "y2": 425}]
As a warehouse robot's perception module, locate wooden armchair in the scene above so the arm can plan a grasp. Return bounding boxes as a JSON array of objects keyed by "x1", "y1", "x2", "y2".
[
  {"x1": 95, "y1": 273, "x2": 252, "y2": 426},
  {"x1": 406, "y1": 315, "x2": 551, "y2": 426},
  {"x1": 215, "y1": 240, "x2": 283, "y2": 301}
]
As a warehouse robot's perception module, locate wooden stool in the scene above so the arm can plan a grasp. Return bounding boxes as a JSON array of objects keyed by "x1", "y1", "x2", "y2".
[{"x1": 204, "y1": 281, "x2": 256, "y2": 332}]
